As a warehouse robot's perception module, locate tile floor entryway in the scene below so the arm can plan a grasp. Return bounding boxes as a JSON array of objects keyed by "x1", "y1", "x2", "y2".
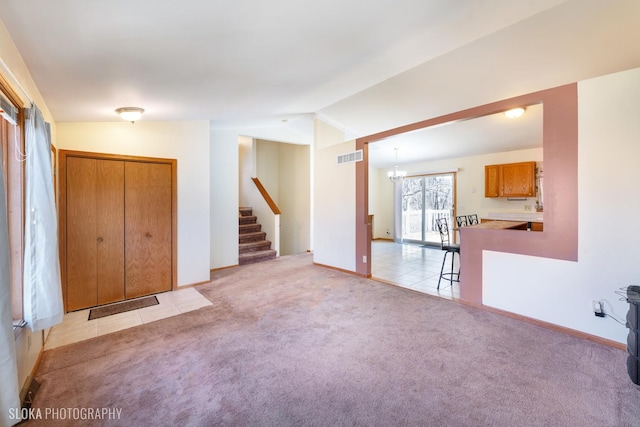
[
  {"x1": 44, "y1": 288, "x2": 212, "y2": 350},
  {"x1": 371, "y1": 240, "x2": 460, "y2": 300}
]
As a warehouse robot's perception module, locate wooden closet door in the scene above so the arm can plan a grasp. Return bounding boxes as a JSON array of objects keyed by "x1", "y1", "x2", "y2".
[
  {"x1": 66, "y1": 158, "x2": 125, "y2": 311},
  {"x1": 96, "y1": 160, "x2": 125, "y2": 305},
  {"x1": 125, "y1": 161, "x2": 172, "y2": 298}
]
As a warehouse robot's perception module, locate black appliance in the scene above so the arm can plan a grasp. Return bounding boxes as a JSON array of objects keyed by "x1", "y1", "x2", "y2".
[{"x1": 626, "y1": 285, "x2": 640, "y2": 385}]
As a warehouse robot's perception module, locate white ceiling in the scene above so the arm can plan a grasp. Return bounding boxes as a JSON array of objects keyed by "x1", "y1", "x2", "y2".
[
  {"x1": 370, "y1": 104, "x2": 543, "y2": 168},
  {"x1": 1, "y1": 0, "x2": 639, "y2": 166}
]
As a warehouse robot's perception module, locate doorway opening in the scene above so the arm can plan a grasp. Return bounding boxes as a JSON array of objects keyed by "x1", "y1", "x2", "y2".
[{"x1": 400, "y1": 172, "x2": 456, "y2": 246}]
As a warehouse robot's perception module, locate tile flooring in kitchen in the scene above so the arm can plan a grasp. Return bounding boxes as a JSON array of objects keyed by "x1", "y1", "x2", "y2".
[
  {"x1": 371, "y1": 240, "x2": 460, "y2": 300},
  {"x1": 44, "y1": 287, "x2": 212, "y2": 350}
]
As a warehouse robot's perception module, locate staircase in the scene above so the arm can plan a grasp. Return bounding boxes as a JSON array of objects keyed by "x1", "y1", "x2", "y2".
[{"x1": 238, "y1": 207, "x2": 277, "y2": 265}]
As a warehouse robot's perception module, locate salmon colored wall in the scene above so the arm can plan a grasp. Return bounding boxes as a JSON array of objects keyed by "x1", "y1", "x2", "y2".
[{"x1": 356, "y1": 84, "x2": 578, "y2": 305}]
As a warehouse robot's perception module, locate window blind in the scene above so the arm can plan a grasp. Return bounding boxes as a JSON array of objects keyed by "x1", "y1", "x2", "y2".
[{"x1": 0, "y1": 92, "x2": 18, "y2": 125}]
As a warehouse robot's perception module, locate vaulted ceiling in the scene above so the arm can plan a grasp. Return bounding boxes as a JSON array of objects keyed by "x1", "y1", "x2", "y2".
[{"x1": 1, "y1": 0, "x2": 639, "y2": 167}]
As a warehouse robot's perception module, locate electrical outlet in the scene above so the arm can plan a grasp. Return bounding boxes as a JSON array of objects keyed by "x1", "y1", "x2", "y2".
[
  {"x1": 362, "y1": 255, "x2": 367, "y2": 264},
  {"x1": 593, "y1": 300, "x2": 605, "y2": 317}
]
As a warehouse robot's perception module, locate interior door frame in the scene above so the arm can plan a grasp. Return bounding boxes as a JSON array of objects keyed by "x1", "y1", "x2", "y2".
[{"x1": 58, "y1": 149, "x2": 177, "y2": 312}]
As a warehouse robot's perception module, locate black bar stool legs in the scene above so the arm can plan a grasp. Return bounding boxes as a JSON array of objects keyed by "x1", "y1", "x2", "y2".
[{"x1": 438, "y1": 249, "x2": 460, "y2": 290}]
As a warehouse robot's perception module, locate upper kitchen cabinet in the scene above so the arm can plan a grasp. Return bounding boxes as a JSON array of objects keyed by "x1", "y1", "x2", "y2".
[
  {"x1": 484, "y1": 164, "x2": 500, "y2": 197},
  {"x1": 485, "y1": 161, "x2": 536, "y2": 198}
]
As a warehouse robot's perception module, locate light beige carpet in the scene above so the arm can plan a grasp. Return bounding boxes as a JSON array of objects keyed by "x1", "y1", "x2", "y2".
[{"x1": 28, "y1": 253, "x2": 640, "y2": 426}]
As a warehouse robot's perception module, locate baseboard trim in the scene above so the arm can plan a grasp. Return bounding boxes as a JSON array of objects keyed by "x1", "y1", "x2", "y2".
[
  {"x1": 313, "y1": 262, "x2": 369, "y2": 278},
  {"x1": 210, "y1": 264, "x2": 239, "y2": 273},
  {"x1": 176, "y1": 280, "x2": 212, "y2": 289},
  {"x1": 20, "y1": 338, "x2": 45, "y2": 404},
  {"x1": 461, "y1": 301, "x2": 626, "y2": 351}
]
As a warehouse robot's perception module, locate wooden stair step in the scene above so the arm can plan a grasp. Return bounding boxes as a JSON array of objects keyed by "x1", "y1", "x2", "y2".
[
  {"x1": 239, "y1": 207, "x2": 253, "y2": 217},
  {"x1": 239, "y1": 231, "x2": 266, "y2": 243},
  {"x1": 239, "y1": 240, "x2": 272, "y2": 254},
  {"x1": 239, "y1": 249, "x2": 277, "y2": 265}
]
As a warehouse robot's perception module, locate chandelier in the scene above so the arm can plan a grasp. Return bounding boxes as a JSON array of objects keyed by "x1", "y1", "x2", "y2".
[{"x1": 387, "y1": 148, "x2": 407, "y2": 182}]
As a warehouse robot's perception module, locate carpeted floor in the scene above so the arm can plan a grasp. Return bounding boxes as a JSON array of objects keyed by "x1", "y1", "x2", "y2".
[{"x1": 28, "y1": 253, "x2": 640, "y2": 426}]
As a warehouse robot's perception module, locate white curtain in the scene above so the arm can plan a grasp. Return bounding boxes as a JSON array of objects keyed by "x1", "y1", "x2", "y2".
[
  {"x1": 0, "y1": 144, "x2": 21, "y2": 426},
  {"x1": 23, "y1": 105, "x2": 63, "y2": 331}
]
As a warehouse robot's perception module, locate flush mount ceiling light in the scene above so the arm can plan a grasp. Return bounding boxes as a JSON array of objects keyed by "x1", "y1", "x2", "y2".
[
  {"x1": 504, "y1": 107, "x2": 526, "y2": 119},
  {"x1": 387, "y1": 147, "x2": 407, "y2": 183},
  {"x1": 115, "y1": 107, "x2": 144, "y2": 123}
]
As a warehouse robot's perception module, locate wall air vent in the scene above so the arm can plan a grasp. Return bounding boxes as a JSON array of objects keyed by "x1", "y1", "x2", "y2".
[{"x1": 337, "y1": 150, "x2": 363, "y2": 165}]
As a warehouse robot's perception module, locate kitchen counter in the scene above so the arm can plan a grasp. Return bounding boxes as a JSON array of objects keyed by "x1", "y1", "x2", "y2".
[
  {"x1": 468, "y1": 220, "x2": 528, "y2": 230},
  {"x1": 485, "y1": 212, "x2": 543, "y2": 222}
]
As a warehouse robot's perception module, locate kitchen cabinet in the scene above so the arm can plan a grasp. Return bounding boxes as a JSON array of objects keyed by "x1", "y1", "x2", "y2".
[
  {"x1": 484, "y1": 165, "x2": 500, "y2": 197},
  {"x1": 484, "y1": 161, "x2": 535, "y2": 198},
  {"x1": 60, "y1": 151, "x2": 176, "y2": 312}
]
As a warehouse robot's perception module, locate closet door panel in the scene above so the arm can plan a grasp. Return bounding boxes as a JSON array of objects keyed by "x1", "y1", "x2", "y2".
[
  {"x1": 96, "y1": 160, "x2": 125, "y2": 305},
  {"x1": 66, "y1": 157, "x2": 98, "y2": 311},
  {"x1": 125, "y1": 162, "x2": 172, "y2": 298}
]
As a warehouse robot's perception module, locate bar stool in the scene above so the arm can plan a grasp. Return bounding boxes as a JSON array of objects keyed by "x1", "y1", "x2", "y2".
[{"x1": 435, "y1": 218, "x2": 460, "y2": 290}]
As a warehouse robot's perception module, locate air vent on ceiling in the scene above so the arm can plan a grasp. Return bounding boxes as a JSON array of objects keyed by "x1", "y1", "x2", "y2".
[{"x1": 337, "y1": 149, "x2": 363, "y2": 165}]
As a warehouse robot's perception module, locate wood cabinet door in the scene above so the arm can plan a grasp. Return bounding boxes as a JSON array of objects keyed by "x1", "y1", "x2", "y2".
[
  {"x1": 484, "y1": 165, "x2": 500, "y2": 197},
  {"x1": 501, "y1": 162, "x2": 535, "y2": 197},
  {"x1": 66, "y1": 158, "x2": 125, "y2": 311},
  {"x1": 124, "y1": 161, "x2": 172, "y2": 299}
]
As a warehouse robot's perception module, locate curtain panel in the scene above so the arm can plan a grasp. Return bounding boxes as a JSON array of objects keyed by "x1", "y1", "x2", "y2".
[{"x1": 23, "y1": 105, "x2": 63, "y2": 331}]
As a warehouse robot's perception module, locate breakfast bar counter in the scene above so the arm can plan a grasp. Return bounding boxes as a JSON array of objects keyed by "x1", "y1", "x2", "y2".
[{"x1": 468, "y1": 220, "x2": 528, "y2": 230}]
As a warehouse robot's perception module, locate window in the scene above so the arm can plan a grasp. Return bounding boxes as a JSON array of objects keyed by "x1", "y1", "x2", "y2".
[
  {"x1": 1, "y1": 81, "x2": 25, "y2": 321},
  {"x1": 400, "y1": 172, "x2": 456, "y2": 245}
]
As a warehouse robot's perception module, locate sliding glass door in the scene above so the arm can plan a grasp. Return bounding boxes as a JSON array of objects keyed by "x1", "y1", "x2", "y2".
[{"x1": 401, "y1": 172, "x2": 455, "y2": 245}]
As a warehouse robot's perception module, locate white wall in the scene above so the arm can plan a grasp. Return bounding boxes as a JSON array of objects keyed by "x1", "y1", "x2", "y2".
[
  {"x1": 483, "y1": 67, "x2": 640, "y2": 344},
  {"x1": 369, "y1": 148, "x2": 543, "y2": 240},
  {"x1": 56, "y1": 121, "x2": 211, "y2": 287},
  {"x1": 369, "y1": 166, "x2": 393, "y2": 239},
  {"x1": 0, "y1": 22, "x2": 53, "y2": 124},
  {"x1": 278, "y1": 143, "x2": 311, "y2": 255},
  {"x1": 256, "y1": 139, "x2": 280, "y2": 203},
  {"x1": 313, "y1": 119, "x2": 355, "y2": 271},
  {"x1": 210, "y1": 129, "x2": 240, "y2": 269}
]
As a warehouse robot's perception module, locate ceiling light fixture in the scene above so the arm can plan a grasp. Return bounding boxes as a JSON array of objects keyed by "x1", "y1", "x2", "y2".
[
  {"x1": 388, "y1": 148, "x2": 407, "y2": 182},
  {"x1": 504, "y1": 107, "x2": 526, "y2": 119},
  {"x1": 115, "y1": 107, "x2": 144, "y2": 123}
]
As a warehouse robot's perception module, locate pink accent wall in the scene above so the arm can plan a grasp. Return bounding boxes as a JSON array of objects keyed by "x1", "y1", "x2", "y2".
[{"x1": 356, "y1": 84, "x2": 579, "y2": 303}]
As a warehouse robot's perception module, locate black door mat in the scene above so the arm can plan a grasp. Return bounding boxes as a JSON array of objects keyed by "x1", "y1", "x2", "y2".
[{"x1": 88, "y1": 296, "x2": 159, "y2": 320}]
